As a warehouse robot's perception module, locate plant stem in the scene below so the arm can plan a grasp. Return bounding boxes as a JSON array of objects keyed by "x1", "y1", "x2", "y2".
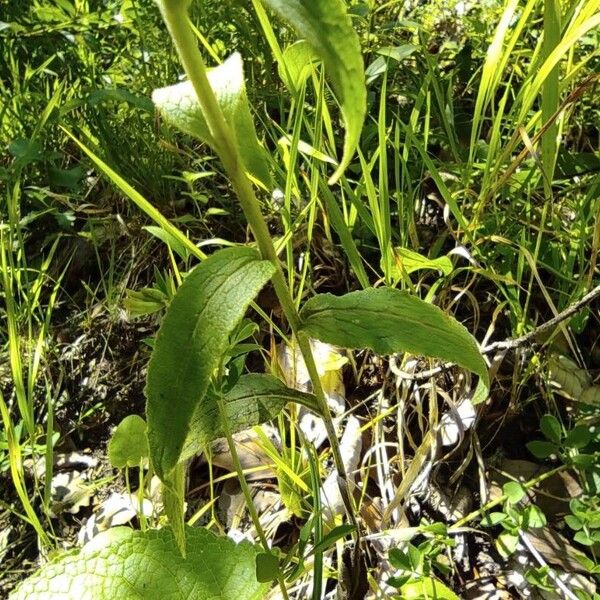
[
  {"x1": 215, "y1": 393, "x2": 291, "y2": 600},
  {"x1": 156, "y1": 0, "x2": 357, "y2": 527},
  {"x1": 450, "y1": 464, "x2": 568, "y2": 530}
]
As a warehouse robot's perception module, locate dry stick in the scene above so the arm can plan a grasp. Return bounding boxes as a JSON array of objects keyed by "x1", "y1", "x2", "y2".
[
  {"x1": 519, "y1": 531, "x2": 581, "y2": 600},
  {"x1": 397, "y1": 282, "x2": 600, "y2": 383},
  {"x1": 490, "y1": 74, "x2": 598, "y2": 199}
]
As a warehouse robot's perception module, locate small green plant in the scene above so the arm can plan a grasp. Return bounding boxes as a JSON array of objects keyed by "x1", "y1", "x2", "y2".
[
  {"x1": 528, "y1": 413, "x2": 600, "y2": 553},
  {"x1": 480, "y1": 481, "x2": 547, "y2": 558},
  {"x1": 9, "y1": 0, "x2": 490, "y2": 596},
  {"x1": 386, "y1": 523, "x2": 458, "y2": 600}
]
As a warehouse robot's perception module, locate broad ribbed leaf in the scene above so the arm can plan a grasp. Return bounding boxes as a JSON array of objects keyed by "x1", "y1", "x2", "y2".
[
  {"x1": 182, "y1": 374, "x2": 319, "y2": 458},
  {"x1": 146, "y1": 247, "x2": 275, "y2": 479},
  {"x1": 152, "y1": 53, "x2": 272, "y2": 187},
  {"x1": 260, "y1": 0, "x2": 366, "y2": 183},
  {"x1": 9, "y1": 527, "x2": 267, "y2": 600},
  {"x1": 299, "y1": 288, "x2": 489, "y2": 401}
]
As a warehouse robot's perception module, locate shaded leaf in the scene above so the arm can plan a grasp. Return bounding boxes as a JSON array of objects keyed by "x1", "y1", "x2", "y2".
[
  {"x1": 255, "y1": 551, "x2": 280, "y2": 583},
  {"x1": 9, "y1": 527, "x2": 267, "y2": 600},
  {"x1": 565, "y1": 425, "x2": 592, "y2": 449},
  {"x1": 152, "y1": 53, "x2": 272, "y2": 187},
  {"x1": 527, "y1": 440, "x2": 558, "y2": 459},
  {"x1": 540, "y1": 414, "x2": 562, "y2": 444},
  {"x1": 182, "y1": 373, "x2": 319, "y2": 459},
  {"x1": 146, "y1": 246, "x2": 275, "y2": 479}
]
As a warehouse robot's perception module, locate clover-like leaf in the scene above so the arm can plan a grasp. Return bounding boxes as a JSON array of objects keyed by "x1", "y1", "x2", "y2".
[
  {"x1": 299, "y1": 288, "x2": 489, "y2": 402},
  {"x1": 260, "y1": 0, "x2": 366, "y2": 183},
  {"x1": 9, "y1": 526, "x2": 268, "y2": 600},
  {"x1": 153, "y1": 52, "x2": 272, "y2": 187},
  {"x1": 146, "y1": 246, "x2": 275, "y2": 479}
]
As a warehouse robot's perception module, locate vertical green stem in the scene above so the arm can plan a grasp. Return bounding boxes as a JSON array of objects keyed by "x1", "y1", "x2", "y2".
[
  {"x1": 215, "y1": 393, "x2": 290, "y2": 600},
  {"x1": 155, "y1": 0, "x2": 356, "y2": 527}
]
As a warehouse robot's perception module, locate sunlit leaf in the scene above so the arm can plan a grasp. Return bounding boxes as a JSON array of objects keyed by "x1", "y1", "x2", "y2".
[
  {"x1": 9, "y1": 527, "x2": 267, "y2": 600},
  {"x1": 146, "y1": 246, "x2": 274, "y2": 479},
  {"x1": 153, "y1": 53, "x2": 272, "y2": 187},
  {"x1": 299, "y1": 288, "x2": 489, "y2": 402},
  {"x1": 259, "y1": 0, "x2": 366, "y2": 183}
]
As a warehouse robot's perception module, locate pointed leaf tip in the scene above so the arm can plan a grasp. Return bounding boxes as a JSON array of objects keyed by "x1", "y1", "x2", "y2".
[{"x1": 260, "y1": 0, "x2": 366, "y2": 183}]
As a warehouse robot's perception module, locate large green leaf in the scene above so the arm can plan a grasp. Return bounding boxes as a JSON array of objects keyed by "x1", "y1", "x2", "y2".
[
  {"x1": 152, "y1": 52, "x2": 272, "y2": 188},
  {"x1": 182, "y1": 373, "x2": 319, "y2": 458},
  {"x1": 146, "y1": 246, "x2": 275, "y2": 479},
  {"x1": 260, "y1": 0, "x2": 366, "y2": 183},
  {"x1": 9, "y1": 526, "x2": 268, "y2": 600},
  {"x1": 299, "y1": 288, "x2": 489, "y2": 401}
]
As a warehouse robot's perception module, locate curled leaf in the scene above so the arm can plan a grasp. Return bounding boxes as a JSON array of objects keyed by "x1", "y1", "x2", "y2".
[{"x1": 152, "y1": 53, "x2": 272, "y2": 187}]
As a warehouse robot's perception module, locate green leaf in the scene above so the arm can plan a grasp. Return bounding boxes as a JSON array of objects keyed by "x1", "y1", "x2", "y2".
[
  {"x1": 182, "y1": 373, "x2": 319, "y2": 459},
  {"x1": 565, "y1": 425, "x2": 593, "y2": 449},
  {"x1": 124, "y1": 287, "x2": 169, "y2": 318},
  {"x1": 574, "y1": 530, "x2": 593, "y2": 546},
  {"x1": 540, "y1": 414, "x2": 562, "y2": 444},
  {"x1": 279, "y1": 40, "x2": 318, "y2": 93},
  {"x1": 565, "y1": 514, "x2": 583, "y2": 531},
  {"x1": 570, "y1": 454, "x2": 595, "y2": 468},
  {"x1": 259, "y1": 0, "x2": 366, "y2": 183},
  {"x1": 9, "y1": 527, "x2": 268, "y2": 600},
  {"x1": 399, "y1": 577, "x2": 460, "y2": 600},
  {"x1": 496, "y1": 531, "x2": 520, "y2": 558},
  {"x1": 388, "y1": 247, "x2": 453, "y2": 280},
  {"x1": 312, "y1": 524, "x2": 355, "y2": 556},
  {"x1": 152, "y1": 53, "x2": 272, "y2": 188},
  {"x1": 481, "y1": 512, "x2": 507, "y2": 527},
  {"x1": 526, "y1": 440, "x2": 558, "y2": 459},
  {"x1": 376, "y1": 44, "x2": 418, "y2": 62},
  {"x1": 255, "y1": 551, "x2": 280, "y2": 583},
  {"x1": 522, "y1": 505, "x2": 547, "y2": 529},
  {"x1": 108, "y1": 415, "x2": 149, "y2": 469},
  {"x1": 388, "y1": 548, "x2": 414, "y2": 572},
  {"x1": 144, "y1": 225, "x2": 190, "y2": 260},
  {"x1": 503, "y1": 481, "x2": 526, "y2": 504},
  {"x1": 146, "y1": 246, "x2": 275, "y2": 479},
  {"x1": 299, "y1": 288, "x2": 489, "y2": 401}
]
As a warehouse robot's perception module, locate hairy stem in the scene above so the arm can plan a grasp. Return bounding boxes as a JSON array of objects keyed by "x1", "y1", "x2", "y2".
[{"x1": 155, "y1": 0, "x2": 357, "y2": 528}]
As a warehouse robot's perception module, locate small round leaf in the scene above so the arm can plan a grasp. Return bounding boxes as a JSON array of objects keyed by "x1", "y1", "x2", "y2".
[
  {"x1": 108, "y1": 415, "x2": 149, "y2": 469},
  {"x1": 540, "y1": 414, "x2": 562, "y2": 444},
  {"x1": 526, "y1": 440, "x2": 558, "y2": 459}
]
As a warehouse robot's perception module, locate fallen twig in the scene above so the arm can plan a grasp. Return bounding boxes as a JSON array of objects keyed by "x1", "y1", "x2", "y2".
[{"x1": 394, "y1": 283, "x2": 600, "y2": 383}]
